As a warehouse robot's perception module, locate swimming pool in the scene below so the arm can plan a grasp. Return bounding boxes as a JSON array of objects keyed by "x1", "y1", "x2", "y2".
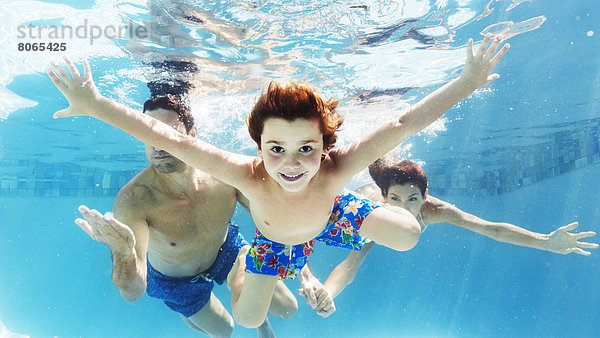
[{"x1": 1, "y1": 0, "x2": 599, "y2": 337}]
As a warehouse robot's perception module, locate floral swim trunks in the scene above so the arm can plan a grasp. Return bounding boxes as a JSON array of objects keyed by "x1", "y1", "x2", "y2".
[{"x1": 245, "y1": 189, "x2": 380, "y2": 279}]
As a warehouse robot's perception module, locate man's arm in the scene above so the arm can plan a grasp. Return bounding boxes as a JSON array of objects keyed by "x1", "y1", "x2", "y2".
[
  {"x1": 332, "y1": 36, "x2": 509, "y2": 180},
  {"x1": 426, "y1": 196, "x2": 599, "y2": 255},
  {"x1": 74, "y1": 188, "x2": 150, "y2": 302},
  {"x1": 48, "y1": 58, "x2": 256, "y2": 192},
  {"x1": 235, "y1": 189, "x2": 251, "y2": 214},
  {"x1": 110, "y1": 190, "x2": 151, "y2": 301}
]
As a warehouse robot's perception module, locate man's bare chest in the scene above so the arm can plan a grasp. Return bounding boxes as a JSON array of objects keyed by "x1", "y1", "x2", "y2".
[{"x1": 144, "y1": 190, "x2": 237, "y2": 243}]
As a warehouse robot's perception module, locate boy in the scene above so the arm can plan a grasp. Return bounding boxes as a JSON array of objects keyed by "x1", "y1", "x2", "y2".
[{"x1": 48, "y1": 35, "x2": 508, "y2": 327}]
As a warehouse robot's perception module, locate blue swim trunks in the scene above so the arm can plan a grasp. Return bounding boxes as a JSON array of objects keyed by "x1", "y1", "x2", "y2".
[
  {"x1": 146, "y1": 223, "x2": 249, "y2": 317},
  {"x1": 245, "y1": 189, "x2": 379, "y2": 280}
]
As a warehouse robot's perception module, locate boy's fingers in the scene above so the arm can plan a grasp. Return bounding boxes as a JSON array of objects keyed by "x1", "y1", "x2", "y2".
[
  {"x1": 47, "y1": 69, "x2": 67, "y2": 93},
  {"x1": 63, "y1": 56, "x2": 81, "y2": 79},
  {"x1": 53, "y1": 108, "x2": 71, "y2": 119},
  {"x1": 485, "y1": 73, "x2": 500, "y2": 85},
  {"x1": 489, "y1": 43, "x2": 510, "y2": 68},
  {"x1": 83, "y1": 59, "x2": 92, "y2": 81},
  {"x1": 51, "y1": 62, "x2": 72, "y2": 83},
  {"x1": 483, "y1": 37, "x2": 501, "y2": 61},
  {"x1": 475, "y1": 34, "x2": 491, "y2": 59},
  {"x1": 466, "y1": 38, "x2": 474, "y2": 62}
]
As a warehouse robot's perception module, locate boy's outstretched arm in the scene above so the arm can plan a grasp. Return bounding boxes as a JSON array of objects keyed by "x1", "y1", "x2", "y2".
[
  {"x1": 427, "y1": 197, "x2": 599, "y2": 255},
  {"x1": 334, "y1": 35, "x2": 509, "y2": 179},
  {"x1": 47, "y1": 57, "x2": 254, "y2": 190},
  {"x1": 393, "y1": 35, "x2": 508, "y2": 139}
]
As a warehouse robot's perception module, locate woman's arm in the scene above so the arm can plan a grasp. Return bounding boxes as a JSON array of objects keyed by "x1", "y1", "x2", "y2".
[
  {"x1": 323, "y1": 241, "x2": 375, "y2": 298},
  {"x1": 425, "y1": 196, "x2": 599, "y2": 255},
  {"x1": 297, "y1": 242, "x2": 375, "y2": 317}
]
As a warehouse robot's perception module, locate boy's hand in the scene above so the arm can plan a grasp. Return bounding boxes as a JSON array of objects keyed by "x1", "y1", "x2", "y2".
[
  {"x1": 47, "y1": 57, "x2": 100, "y2": 119},
  {"x1": 546, "y1": 222, "x2": 598, "y2": 255},
  {"x1": 459, "y1": 35, "x2": 510, "y2": 90}
]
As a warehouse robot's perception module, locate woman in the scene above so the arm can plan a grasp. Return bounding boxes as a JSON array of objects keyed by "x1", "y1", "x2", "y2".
[{"x1": 298, "y1": 156, "x2": 598, "y2": 317}]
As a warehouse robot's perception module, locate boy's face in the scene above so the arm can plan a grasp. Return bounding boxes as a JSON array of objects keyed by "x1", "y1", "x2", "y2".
[
  {"x1": 260, "y1": 117, "x2": 324, "y2": 192},
  {"x1": 385, "y1": 183, "x2": 425, "y2": 217}
]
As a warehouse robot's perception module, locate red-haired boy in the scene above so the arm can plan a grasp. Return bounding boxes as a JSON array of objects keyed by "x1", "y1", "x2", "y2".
[{"x1": 49, "y1": 35, "x2": 508, "y2": 328}]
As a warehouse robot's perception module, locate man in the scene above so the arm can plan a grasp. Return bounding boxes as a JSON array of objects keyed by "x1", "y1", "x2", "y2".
[{"x1": 75, "y1": 94, "x2": 297, "y2": 337}]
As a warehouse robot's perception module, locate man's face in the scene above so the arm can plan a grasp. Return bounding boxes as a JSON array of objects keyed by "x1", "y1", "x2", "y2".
[
  {"x1": 260, "y1": 117, "x2": 324, "y2": 192},
  {"x1": 144, "y1": 108, "x2": 188, "y2": 173},
  {"x1": 384, "y1": 183, "x2": 425, "y2": 217}
]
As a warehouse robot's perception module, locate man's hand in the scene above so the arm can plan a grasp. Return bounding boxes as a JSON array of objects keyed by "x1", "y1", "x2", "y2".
[
  {"x1": 546, "y1": 222, "x2": 598, "y2": 255},
  {"x1": 298, "y1": 275, "x2": 336, "y2": 318},
  {"x1": 75, "y1": 205, "x2": 136, "y2": 253},
  {"x1": 47, "y1": 57, "x2": 100, "y2": 119},
  {"x1": 459, "y1": 34, "x2": 510, "y2": 90}
]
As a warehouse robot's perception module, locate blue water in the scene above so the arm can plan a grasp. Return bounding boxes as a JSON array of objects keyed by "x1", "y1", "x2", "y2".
[{"x1": 1, "y1": 0, "x2": 599, "y2": 337}]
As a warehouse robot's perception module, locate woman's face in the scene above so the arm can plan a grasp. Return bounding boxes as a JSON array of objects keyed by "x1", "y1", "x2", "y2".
[{"x1": 384, "y1": 183, "x2": 425, "y2": 217}]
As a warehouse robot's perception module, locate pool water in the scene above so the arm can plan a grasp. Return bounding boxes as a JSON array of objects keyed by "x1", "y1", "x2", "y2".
[{"x1": 1, "y1": 1, "x2": 599, "y2": 337}]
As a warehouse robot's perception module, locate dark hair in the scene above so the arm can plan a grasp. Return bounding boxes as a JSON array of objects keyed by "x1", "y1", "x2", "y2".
[
  {"x1": 246, "y1": 81, "x2": 343, "y2": 151},
  {"x1": 369, "y1": 157, "x2": 428, "y2": 198},
  {"x1": 146, "y1": 61, "x2": 198, "y2": 98},
  {"x1": 143, "y1": 94, "x2": 194, "y2": 133}
]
